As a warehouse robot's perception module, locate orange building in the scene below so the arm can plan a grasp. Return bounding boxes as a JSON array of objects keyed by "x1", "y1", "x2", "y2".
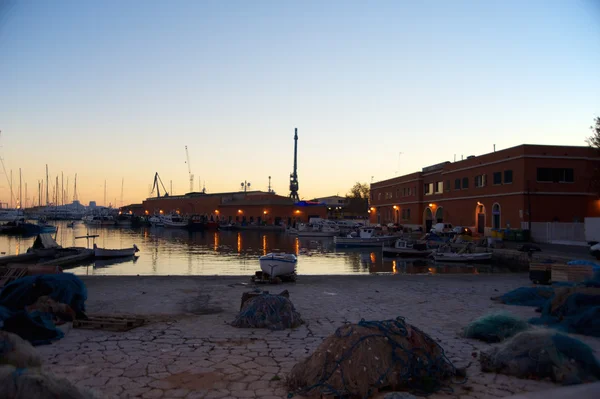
[
  {"x1": 123, "y1": 191, "x2": 327, "y2": 225},
  {"x1": 370, "y1": 145, "x2": 600, "y2": 235}
]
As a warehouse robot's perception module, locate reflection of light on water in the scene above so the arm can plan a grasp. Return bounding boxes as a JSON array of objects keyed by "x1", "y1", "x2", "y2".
[
  {"x1": 15, "y1": 241, "x2": 20, "y2": 256},
  {"x1": 370, "y1": 252, "x2": 376, "y2": 263},
  {"x1": 237, "y1": 232, "x2": 242, "y2": 253},
  {"x1": 213, "y1": 232, "x2": 219, "y2": 251},
  {"x1": 294, "y1": 237, "x2": 299, "y2": 255},
  {"x1": 262, "y1": 234, "x2": 267, "y2": 256},
  {"x1": 392, "y1": 260, "x2": 397, "y2": 274}
]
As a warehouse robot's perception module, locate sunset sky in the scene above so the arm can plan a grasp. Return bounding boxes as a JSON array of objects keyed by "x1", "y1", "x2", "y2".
[{"x1": 1, "y1": 0, "x2": 599, "y2": 208}]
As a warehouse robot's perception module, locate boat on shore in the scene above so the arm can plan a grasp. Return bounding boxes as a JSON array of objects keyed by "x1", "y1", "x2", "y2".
[
  {"x1": 259, "y1": 252, "x2": 297, "y2": 277},
  {"x1": 334, "y1": 227, "x2": 396, "y2": 247},
  {"x1": 432, "y1": 243, "x2": 492, "y2": 263},
  {"x1": 382, "y1": 239, "x2": 432, "y2": 257},
  {"x1": 93, "y1": 243, "x2": 140, "y2": 258}
]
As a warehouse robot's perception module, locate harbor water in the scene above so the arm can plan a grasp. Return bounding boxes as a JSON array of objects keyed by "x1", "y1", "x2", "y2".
[{"x1": 0, "y1": 221, "x2": 501, "y2": 276}]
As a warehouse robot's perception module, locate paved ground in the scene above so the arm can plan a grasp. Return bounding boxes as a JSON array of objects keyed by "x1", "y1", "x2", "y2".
[{"x1": 36, "y1": 274, "x2": 600, "y2": 399}]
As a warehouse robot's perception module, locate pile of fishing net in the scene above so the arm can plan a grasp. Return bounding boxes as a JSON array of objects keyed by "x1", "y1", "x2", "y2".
[
  {"x1": 464, "y1": 312, "x2": 530, "y2": 343},
  {"x1": 491, "y1": 286, "x2": 555, "y2": 307},
  {"x1": 0, "y1": 273, "x2": 86, "y2": 345},
  {"x1": 0, "y1": 331, "x2": 100, "y2": 398},
  {"x1": 480, "y1": 329, "x2": 600, "y2": 385},
  {"x1": 231, "y1": 292, "x2": 303, "y2": 330},
  {"x1": 287, "y1": 317, "x2": 457, "y2": 398},
  {"x1": 529, "y1": 286, "x2": 600, "y2": 337}
]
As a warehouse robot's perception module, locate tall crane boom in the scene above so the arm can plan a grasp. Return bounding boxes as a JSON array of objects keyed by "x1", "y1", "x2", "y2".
[{"x1": 185, "y1": 145, "x2": 194, "y2": 193}]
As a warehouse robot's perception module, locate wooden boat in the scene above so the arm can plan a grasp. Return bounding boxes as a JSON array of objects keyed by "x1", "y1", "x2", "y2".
[
  {"x1": 95, "y1": 255, "x2": 139, "y2": 268},
  {"x1": 93, "y1": 243, "x2": 140, "y2": 258},
  {"x1": 259, "y1": 253, "x2": 297, "y2": 277},
  {"x1": 382, "y1": 239, "x2": 432, "y2": 257},
  {"x1": 334, "y1": 227, "x2": 396, "y2": 247},
  {"x1": 432, "y1": 252, "x2": 492, "y2": 263}
]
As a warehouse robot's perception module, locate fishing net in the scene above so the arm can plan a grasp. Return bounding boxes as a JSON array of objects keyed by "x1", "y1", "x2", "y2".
[
  {"x1": 529, "y1": 287, "x2": 600, "y2": 337},
  {"x1": 287, "y1": 317, "x2": 457, "y2": 398},
  {"x1": 0, "y1": 365, "x2": 101, "y2": 399},
  {"x1": 491, "y1": 286, "x2": 554, "y2": 307},
  {"x1": 480, "y1": 330, "x2": 600, "y2": 385},
  {"x1": 231, "y1": 293, "x2": 303, "y2": 330},
  {"x1": 0, "y1": 331, "x2": 41, "y2": 369},
  {"x1": 464, "y1": 312, "x2": 530, "y2": 343}
]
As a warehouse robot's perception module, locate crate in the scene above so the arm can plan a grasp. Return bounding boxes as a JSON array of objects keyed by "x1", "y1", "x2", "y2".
[
  {"x1": 551, "y1": 264, "x2": 594, "y2": 283},
  {"x1": 74, "y1": 314, "x2": 146, "y2": 332}
]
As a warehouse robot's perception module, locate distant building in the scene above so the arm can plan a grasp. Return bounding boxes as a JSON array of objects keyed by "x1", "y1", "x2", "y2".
[
  {"x1": 123, "y1": 190, "x2": 327, "y2": 225},
  {"x1": 370, "y1": 144, "x2": 600, "y2": 242},
  {"x1": 89, "y1": 201, "x2": 97, "y2": 208},
  {"x1": 311, "y1": 195, "x2": 368, "y2": 219}
]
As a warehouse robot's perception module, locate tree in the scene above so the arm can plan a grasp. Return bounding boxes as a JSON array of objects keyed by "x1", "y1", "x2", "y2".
[
  {"x1": 347, "y1": 182, "x2": 370, "y2": 199},
  {"x1": 586, "y1": 116, "x2": 600, "y2": 196},
  {"x1": 587, "y1": 116, "x2": 600, "y2": 149}
]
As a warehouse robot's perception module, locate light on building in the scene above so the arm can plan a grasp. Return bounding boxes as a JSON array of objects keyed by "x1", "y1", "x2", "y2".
[
  {"x1": 144, "y1": 210, "x2": 149, "y2": 215},
  {"x1": 159, "y1": 210, "x2": 164, "y2": 214},
  {"x1": 295, "y1": 210, "x2": 301, "y2": 214},
  {"x1": 215, "y1": 210, "x2": 219, "y2": 214},
  {"x1": 477, "y1": 201, "x2": 483, "y2": 206},
  {"x1": 263, "y1": 210, "x2": 268, "y2": 215},
  {"x1": 393, "y1": 205, "x2": 398, "y2": 210},
  {"x1": 370, "y1": 207, "x2": 375, "y2": 211},
  {"x1": 428, "y1": 203, "x2": 433, "y2": 207},
  {"x1": 238, "y1": 209, "x2": 243, "y2": 213}
]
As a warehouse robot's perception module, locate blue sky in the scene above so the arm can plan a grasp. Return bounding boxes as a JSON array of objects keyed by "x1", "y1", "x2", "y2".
[{"x1": 1, "y1": 0, "x2": 599, "y2": 207}]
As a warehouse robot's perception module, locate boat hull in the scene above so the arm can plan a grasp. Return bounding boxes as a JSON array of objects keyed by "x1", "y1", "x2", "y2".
[
  {"x1": 94, "y1": 244, "x2": 139, "y2": 258},
  {"x1": 382, "y1": 248, "x2": 433, "y2": 257},
  {"x1": 297, "y1": 231, "x2": 337, "y2": 237},
  {"x1": 163, "y1": 221, "x2": 188, "y2": 228},
  {"x1": 432, "y1": 253, "x2": 492, "y2": 263},
  {"x1": 259, "y1": 253, "x2": 297, "y2": 277},
  {"x1": 334, "y1": 236, "x2": 397, "y2": 247}
]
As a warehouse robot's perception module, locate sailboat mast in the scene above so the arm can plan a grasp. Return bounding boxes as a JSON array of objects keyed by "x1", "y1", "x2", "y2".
[
  {"x1": 104, "y1": 180, "x2": 107, "y2": 207},
  {"x1": 19, "y1": 168, "x2": 22, "y2": 209},
  {"x1": 45, "y1": 164, "x2": 49, "y2": 206},
  {"x1": 55, "y1": 176, "x2": 59, "y2": 205},
  {"x1": 73, "y1": 173, "x2": 78, "y2": 202},
  {"x1": 120, "y1": 178, "x2": 124, "y2": 208},
  {"x1": 38, "y1": 180, "x2": 41, "y2": 207},
  {"x1": 66, "y1": 176, "x2": 69, "y2": 204},
  {"x1": 10, "y1": 169, "x2": 12, "y2": 208},
  {"x1": 24, "y1": 183, "x2": 27, "y2": 209},
  {"x1": 61, "y1": 172, "x2": 64, "y2": 206}
]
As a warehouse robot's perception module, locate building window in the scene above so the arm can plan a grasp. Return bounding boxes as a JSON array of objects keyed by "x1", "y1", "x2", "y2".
[
  {"x1": 475, "y1": 175, "x2": 486, "y2": 188},
  {"x1": 536, "y1": 168, "x2": 574, "y2": 183},
  {"x1": 445, "y1": 180, "x2": 450, "y2": 192},
  {"x1": 424, "y1": 183, "x2": 433, "y2": 195},
  {"x1": 454, "y1": 179, "x2": 461, "y2": 190},
  {"x1": 493, "y1": 172, "x2": 502, "y2": 185},
  {"x1": 408, "y1": 187, "x2": 411, "y2": 196},
  {"x1": 407, "y1": 209, "x2": 411, "y2": 219},
  {"x1": 492, "y1": 203, "x2": 501, "y2": 229},
  {"x1": 377, "y1": 193, "x2": 381, "y2": 200},
  {"x1": 462, "y1": 177, "x2": 469, "y2": 189},
  {"x1": 401, "y1": 209, "x2": 406, "y2": 220},
  {"x1": 435, "y1": 181, "x2": 443, "y2": 193},
  {"x1": 504, "y1": 170, "x2": 513, "y2": 184}
]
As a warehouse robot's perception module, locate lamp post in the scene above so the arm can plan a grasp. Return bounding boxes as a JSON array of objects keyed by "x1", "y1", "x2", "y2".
[{"x1": 241, "y1": 181, "x2": 251, "y2": 192}]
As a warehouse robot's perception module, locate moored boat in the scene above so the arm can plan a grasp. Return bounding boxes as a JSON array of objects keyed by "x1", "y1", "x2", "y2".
[
  {"x1": 297, "y1": 221, "x2": 340, "y2": 237},
  {"x1": 334, "y1": 227, "x2": 396, "y2": 247},
  {"x1": 93, "y1": 243, "x2": 140, "y2": 258},
  {"x1": 432, "y1": 252, "x2": 492, "y2": 263},
  {"x1": 382, "y1": 239, "x2": 432, "y2": 257},
  {"x1": 259, "y1": 252, "x2": 297, "y2": 277},
  {"x1": 161, "y1": 214, "x2": 188, "y2": 228},
  {"x1": 148, "y1": 215, "x2": 164, "y2": 227}
]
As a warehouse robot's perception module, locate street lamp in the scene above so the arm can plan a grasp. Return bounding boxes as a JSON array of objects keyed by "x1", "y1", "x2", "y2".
[{"x1": 241, "y1": 181, "x2": 251, "y2": 192}]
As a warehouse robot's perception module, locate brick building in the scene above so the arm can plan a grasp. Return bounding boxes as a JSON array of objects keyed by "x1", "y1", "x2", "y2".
[
  {"x1": 369, "y1": 145, "x2": 600, "y2": 235},
  {"x1": 122, "y1": 191, "x2": 327, "y2": 225}
]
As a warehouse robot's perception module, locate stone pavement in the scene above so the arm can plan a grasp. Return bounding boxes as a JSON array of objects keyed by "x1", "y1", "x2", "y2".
[{"x1": 36, "y1": 274, "x2": 600, "y2": 399}]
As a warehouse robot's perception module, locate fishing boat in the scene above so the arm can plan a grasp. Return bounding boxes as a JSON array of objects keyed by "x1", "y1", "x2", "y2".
[
  {"x1": 83, "y1": 215, "x2": 116, "y2": 226},
  {"x1": 148, "y1": 215, "x2": 164, "y2": 227},
  {"x1": 161, "y1": 214, "x2": 188, "y2": 228},
  {"x1": 432, "y1": 244, "x2": 492, "y2": 263},
  {"x1": 382, "y1": 239, "x2": 432, "y2": 257},
  {"x1": 93, "y1": 243, "x2": 139, "y2": 258},
  {"x1": 259, "y1": 252, "x2": 297, "y2": 277},
  {"x1": 334, "y1": 227, "x2": 396, "y2": 247},
  {"x1": 297, "y1": 221, "x2": 340, "y2": 237},
  {"x1": 0, "y1": 208, "x2": 25, "y2": 222}
]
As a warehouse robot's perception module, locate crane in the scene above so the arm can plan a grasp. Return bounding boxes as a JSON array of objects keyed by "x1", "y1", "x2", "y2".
[
  {"x1": 151, "y1": 172, "x2": 169, "y2": 198},
  {"x1": 185, "y1": 145, "x2": 194, "y2": 193}
]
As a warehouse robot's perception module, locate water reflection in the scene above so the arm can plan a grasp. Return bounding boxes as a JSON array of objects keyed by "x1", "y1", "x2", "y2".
[{"x1": 0, "y1": 221, "x2": 506, "y2": 276}]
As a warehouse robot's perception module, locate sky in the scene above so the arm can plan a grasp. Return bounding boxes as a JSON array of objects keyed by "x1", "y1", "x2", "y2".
[{"x1": 1, "y1": 0, "x2": 599, "y2": 208}]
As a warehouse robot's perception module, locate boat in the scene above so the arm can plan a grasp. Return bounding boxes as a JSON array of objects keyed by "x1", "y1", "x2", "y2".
[
  {"x1": 297, "y1": 221, "x2": 340, "y2": 237},
  {"x1": 259, "y1": 253, "x2": 297, "y2": 277},
  {"x1": 66, "y1": 221, "x2": 75, "y2": 228},
  {"x1": 382, "y1": 239, "x2": 432, "y2": 257},
  {"x1": 115, "y1": 214, "x2": 134, "y2": 227},
  {"x1": 148, "y1": 215, "x2": 164, "y2": 227},
  {"x1": 83, "y1": 215, "x2": 116, "y2": 226},
  {"x1": 334, "y1": 227, "x2": 397, "y2": 247},
  {"x1": 432, "y1": 244, "x2": 492, "y2": 263},
  {"x1": 187, "y1": 214, "x2": 206, "y2": 231},
  {"x1": 95, "y1": 255, "x2": 139, "y2": 268},
  {"x1": 0, "y1": 208, "x2": 25, "y2": 222},
  {"x1": 161, "y1": 214, "x2": 188, "y2": 228},
  {"x1": 93, "y1": 243, "x2": 140, "y2": 258}
]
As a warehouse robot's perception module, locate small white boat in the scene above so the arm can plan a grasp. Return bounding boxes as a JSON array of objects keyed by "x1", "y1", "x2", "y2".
[
  {"x1": 161, "y1": 214, "x2": 187, "y2": 228},
  {"x1": 94, "y1": 243, "x2": 140, "y2": 258},
  {"x1": 83, "y1": 215, "x2": 116, "y2": 226},
  {"x1": 382, "y1": 239, "x2": 432, "y2": 257},
  {"x1": 259, "y1": 252, "x2": 297, "y2": 277},
  {"x1": 148, "y1": 216, "x2": 164, "y2": 227},
  {"x1": 432, "y1": 252, "x2": 492, "y2": 263},
  {"x1": 297, "y1": 221, "x2": 340, "y2": 237},
  {"x1": 334, "y1": 227, "x2": 397, "y2": 247}
]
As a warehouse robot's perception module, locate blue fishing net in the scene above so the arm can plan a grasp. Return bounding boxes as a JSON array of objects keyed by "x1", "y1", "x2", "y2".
[
  {"x1": 481, "y1": 330, "x2": 600, "y2": 385},
  {"x1": 231, "y1": 293, "x2": 303, "y2": 330},
  {"x1": 530, "y1": 292, "x2": 600, "y2": 337},
  {"x1": 0, "y1": 274, "x2": 86, "y2": 345},
  {"x1": 492, "y1": 286, "x2": 554, "y2": 307},
  {"x1": 464, "y1": 312, "x2": 530, "y2": 343}
]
